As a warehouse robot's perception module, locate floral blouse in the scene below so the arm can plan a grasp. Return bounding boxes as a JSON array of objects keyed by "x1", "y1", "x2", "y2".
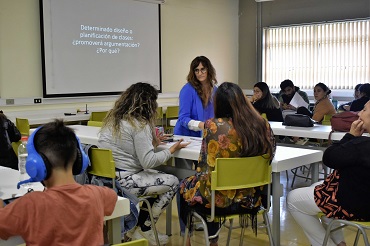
[{"x1": 180, "y1": 117, "x2": 276, "y2": 209}]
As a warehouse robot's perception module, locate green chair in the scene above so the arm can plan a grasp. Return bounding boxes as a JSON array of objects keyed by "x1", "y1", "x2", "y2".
[
  {"x1": 90, "y1": 111, "x2": 108, "y2": 122},
  {"x1": 322, "y1": 114, "x2": 332, "y2": 126},
  {"x1": 88, "y1": 148, "x2": 116, "y2": 189},
  {"x1": 112, "y1": 238, "x2": 148, "y2": 246},
  {"x1": 183, "y1": 156, "x2": 274, "y2": 246},
  {"x1": 87, "y1": 120, "x2": 103, "y2": 127},
  {"x1": 12, "y1": 141, "x2": 22, "y2": 157},
  {"x1": 156, "y1": 106, "x2": 164, "y2": 126},
  {"x1": 16, "y1": 118, "x2": 30, "y2": 136},
  {"x1": 165, "y1": 106, "x2": 179, "y2": 133},
  {"x1": 318, "y1": 213, "x2": 370, "y2": 246}
]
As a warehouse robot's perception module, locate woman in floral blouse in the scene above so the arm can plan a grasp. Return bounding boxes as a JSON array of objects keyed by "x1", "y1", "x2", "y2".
[{"x1": 179, "y1": 82, "x2": 276, "y2": 246}]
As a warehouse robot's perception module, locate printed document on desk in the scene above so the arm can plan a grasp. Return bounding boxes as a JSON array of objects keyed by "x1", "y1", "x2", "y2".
[{"x1": 290, "y1": 93, "x2": 309, "y2": 108}]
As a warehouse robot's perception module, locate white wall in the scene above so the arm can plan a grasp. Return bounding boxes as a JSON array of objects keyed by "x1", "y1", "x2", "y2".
[{"x1": 0, "y1": 0, "x2": 239, "y2": 112}]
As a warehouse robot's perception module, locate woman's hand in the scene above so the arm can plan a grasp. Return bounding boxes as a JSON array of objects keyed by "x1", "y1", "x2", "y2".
[
  {"x1": 350, "y1": 119, "x2": 364, "y2": 136},
  {"x1": 198, "y1": 122, "x2": 205, "y2": 130},
  {"x1": 169, "y1": 139, "x2": 190, "y2": 154}
]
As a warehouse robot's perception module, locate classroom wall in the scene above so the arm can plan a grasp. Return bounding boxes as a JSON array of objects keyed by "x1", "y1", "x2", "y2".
[
  {"x1": 238, "y1": 0, "x2": 370, "y2": 90},
  {"x1": 0, "y1": 0, "x2": 239, "y2": 111}
]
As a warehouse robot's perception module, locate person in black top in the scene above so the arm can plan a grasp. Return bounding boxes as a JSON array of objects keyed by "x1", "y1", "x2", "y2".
[
  {"x1": 338, "y1": 83, "x2": 362, "y2": 111},
  {"x1": 0, "y1": 112, "x2": 21, "y2": 170},
  {"x1": 350, "y1": 83, "x2": 370, "y2": 112},
  {"x1": 250, "y1": 82, "x2": 284, "y2": 122}
]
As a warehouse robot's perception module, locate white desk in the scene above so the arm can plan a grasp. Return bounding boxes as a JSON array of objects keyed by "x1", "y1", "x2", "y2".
[
  {"x1": 0, "y1": 166, "x2": 129, "y2": 245},
  {"x1": 45, "y1": 125, "x2": 323, "y2": 246}
]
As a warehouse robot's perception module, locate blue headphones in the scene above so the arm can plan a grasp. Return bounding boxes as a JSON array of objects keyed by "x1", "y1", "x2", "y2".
[{"x1": 24, "y1": 126, "x2": 89, "y2": 183}]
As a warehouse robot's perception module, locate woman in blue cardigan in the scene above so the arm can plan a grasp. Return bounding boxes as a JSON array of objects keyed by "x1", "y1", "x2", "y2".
[
  {"x1": 174, "y1": 56, "x2": 218, "y2": 137},
  {"x1": 174, "y1": 55, "x2": 218, "y2": 234}
]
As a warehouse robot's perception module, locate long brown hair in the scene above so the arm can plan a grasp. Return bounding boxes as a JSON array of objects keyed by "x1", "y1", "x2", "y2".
[
  {"x1": 186, "y1": 56, "x2": 217, "y2": 107},
  {"x1": 102, "y1": 82, "x2": 158, "y2": 138},
  {"x1": 214, "y1": 82, "x2": 273, "y2": 157}
]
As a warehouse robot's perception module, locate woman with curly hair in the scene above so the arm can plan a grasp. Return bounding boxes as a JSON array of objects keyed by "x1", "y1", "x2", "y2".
[
  {"x1": 98, "y1": 82, "x2": 188, "y2": 245},
  {"x1": 179, "y1": 82, "x2": 276, "y2": 246}
]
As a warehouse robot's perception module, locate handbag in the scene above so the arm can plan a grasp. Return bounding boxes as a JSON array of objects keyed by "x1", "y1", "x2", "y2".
[
  {"x1": 330, "y1": 111, "x2": 359, "y2": 132},
  {"x1": 283, "y1": 114, "x2": 314, "y2": 127}
]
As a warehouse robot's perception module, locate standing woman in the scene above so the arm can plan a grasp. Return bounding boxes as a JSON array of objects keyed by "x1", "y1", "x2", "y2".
[
  {"x1": 98, "y1": 82, "x2": 189, "y2": 245},
  {"x1": 180, "y1": 82, "x2": 276, "y2": 246},
  {"x1": 174, "y1": 56, "x2": 218, "y2": 138},
  {"x1": 250, "y1": 82, "x2": 283, "y2": 122},
  {"x1": 0, "y1": 112, "x2": 21, "y2": 170}
]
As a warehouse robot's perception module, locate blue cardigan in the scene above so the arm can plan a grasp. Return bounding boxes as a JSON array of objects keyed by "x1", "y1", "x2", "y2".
[{"x1": 174, "y1": 83, "x2": 216, "y2": 137}]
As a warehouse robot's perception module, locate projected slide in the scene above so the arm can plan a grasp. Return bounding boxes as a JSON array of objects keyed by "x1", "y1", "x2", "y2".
[{"x1": 41, "y1": 0, "x2": 161, "y2": 97}]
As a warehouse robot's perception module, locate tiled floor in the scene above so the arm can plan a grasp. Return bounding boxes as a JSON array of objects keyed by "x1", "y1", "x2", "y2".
[{"x1": 154, "y1": 166, "x2": 368, "y2": 246}]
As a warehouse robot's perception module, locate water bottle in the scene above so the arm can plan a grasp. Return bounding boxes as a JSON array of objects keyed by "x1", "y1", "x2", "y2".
[{"x1": 18, "y1": 136, "x2": 30, "y2": 188}]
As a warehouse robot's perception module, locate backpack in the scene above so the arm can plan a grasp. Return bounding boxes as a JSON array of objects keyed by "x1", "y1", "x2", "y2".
[{"x1": 330, "y1": 111, "x2": 359, "y2": 132}]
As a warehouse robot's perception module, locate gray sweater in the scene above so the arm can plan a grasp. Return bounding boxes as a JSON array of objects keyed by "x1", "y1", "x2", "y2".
[{"x1": 98, "y1": 120, "x2": 172, "y2": 176}]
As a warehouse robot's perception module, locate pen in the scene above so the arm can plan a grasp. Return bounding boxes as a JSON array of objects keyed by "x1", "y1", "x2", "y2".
[{"x1": 189, "y1": 137, "x2": 202, "y2": 141}]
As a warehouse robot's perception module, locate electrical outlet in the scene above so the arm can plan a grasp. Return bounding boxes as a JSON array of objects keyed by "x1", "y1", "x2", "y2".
[
  {"x1": 6, "y1": 99, "x2": 14, "y2": 105},
  {"x1": 34, "y1": 98, "x2": 42, "y2": 104}
]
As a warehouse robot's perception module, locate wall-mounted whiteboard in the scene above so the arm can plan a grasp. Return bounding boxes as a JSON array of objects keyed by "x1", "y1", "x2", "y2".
[{"x1": 40, "y1": 0, "x2": 161, "y2": 98}]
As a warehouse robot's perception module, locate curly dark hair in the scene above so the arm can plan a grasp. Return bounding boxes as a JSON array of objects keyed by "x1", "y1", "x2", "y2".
[
  {"x1": 103, "y1": 82, "x2": 158, "y2": 138},
  {"x1": 186, "y1": 56, "x2": 217, "y2": 107}
]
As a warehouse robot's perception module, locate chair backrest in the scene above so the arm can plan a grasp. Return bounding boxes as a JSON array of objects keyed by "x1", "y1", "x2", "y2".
[
  {"x1": 261, "y1": 113, "x2": 268, "y2": 120},
  {"x1": 322, "y1": 114, "x2": 332, "y2": 126},
  {"x1": 156, "y1": 107, "x2": 164, "y2": 126},
  {"x1": 112, "y1": 238, "x2": 148, "y2": 246},
  {"x1": 165, "y1": 106, "x2": 179, "y2": 119},
  {"x1": 12, "y1": 141, "x2": 22, "y2": 157},
  {"x1": 16, "y1": 118, "x2": 30, "y2": 136},
  {"x1": 212, "y1": 156, "x2": 271, "y2": 191},
  {"x1": 89, "y1": 148, "x2": 116, "y2": 180},
  {"x1": 87, "y1": 120, "x2": 103, "y2": 127},
  {"x1": 90, "y1": 111, "x2": 108, "y2": 122},
  {"x1": 210, "y1": 156, "x2": 271, "y2": 221}
]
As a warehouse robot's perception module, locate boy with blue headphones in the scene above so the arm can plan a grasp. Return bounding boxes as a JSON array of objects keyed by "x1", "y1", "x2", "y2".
[{"x1": 0, "y1": 120, "x2": 117, "y2": 245}]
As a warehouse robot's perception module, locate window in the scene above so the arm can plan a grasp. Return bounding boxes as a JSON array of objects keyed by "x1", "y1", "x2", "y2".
[{"x1": 263, "y1": 19, "x2": 370, "y2": 90}]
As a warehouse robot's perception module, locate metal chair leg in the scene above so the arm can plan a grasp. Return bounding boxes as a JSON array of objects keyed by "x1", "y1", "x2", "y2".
[{"x1": 140, "y1": 198, "x2": 160, "y2": 246}]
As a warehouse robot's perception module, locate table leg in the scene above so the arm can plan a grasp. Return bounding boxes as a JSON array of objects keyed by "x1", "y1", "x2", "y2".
[
  {"x1": 311, "y1": 162, "x2": 319, "y2": 184},
  {"x1": 166, "y1": 202, "x2": 172, "y2": 236},
  {"x1": 107, "y1": 217, "x2": 121, "y2": 244},
  {"x1": 272, "y1": 172, "x2": 283, "y2": 246}
]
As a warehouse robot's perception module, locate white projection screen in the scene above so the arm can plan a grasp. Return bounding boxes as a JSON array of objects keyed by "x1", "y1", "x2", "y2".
[{"x1": 40, "y1": 0, "x2": 161, "y2": 97}]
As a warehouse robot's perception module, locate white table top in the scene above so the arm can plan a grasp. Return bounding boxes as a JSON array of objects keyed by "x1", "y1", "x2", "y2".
[
  {"x1": 0, "y1": 167, "x2": 44, "y2": 200},
  {"x1": 170, "y1": 119, "x2": 369, "y2": 141},
  {"x1": 43, "y1": 125, "x2": 323, "y2": 174}
]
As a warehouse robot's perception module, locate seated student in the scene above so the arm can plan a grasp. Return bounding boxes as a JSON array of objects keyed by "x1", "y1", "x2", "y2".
[
  {"x1": 98, "y1": 82, "x2": 189, "y2": 245},
  {"x1": 287, "y1": 101, "x2": 370, "y2": 246},
  {"x1": 0, "y1": 120, "x2": 117, "y2": 245},
  {"x1": 0, "y1": 111, "x2": 21, "y2": 170},
  {"x1": 278, "y1": 79, "x2": 309, "y2": 114},
  {"x1": 338, "y1": 83, "x2": 362, "y2": 111},
  {"x1": 250, "y1": 82, "x2": 284, "y2": 122},
  {"x1": 297, "y1": 82, "x2": 336, "y2": 123},
  {"x1": 179, "y1": 82, "x2": 276, "y2": 246},
  {"x1": 349, "y1": 83, "x2": 370, "y2": 112}
]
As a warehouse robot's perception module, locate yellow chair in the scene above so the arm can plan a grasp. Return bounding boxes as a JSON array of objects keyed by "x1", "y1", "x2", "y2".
[
  {"x1": 261, "y1": 113, "x2": 268, "y2": 120},
  {"x1": 322, "y1": 114, "x2": 332, "y2": 126},
  {"x1": 112, "y1": 238, "x2": 148, "y2": 246},
  {"x1": 156, "y1": 107, "x2": 164, "y2": 126},
  {"x1": 12, "y1": 141, "x2": 22, "y2": 157},
  {"x1": 318, "y1": 213, "x2": 370, "y2": 246},
  {"x1": 183, "y1": 156, "x2": 274, "y2": 246},
  {"x1": 16, "y1": 118, "x2": 30, "y2": 136},
  {"x1": 165, "y1": 106, "x2": 179, "y2": 133},
  {"x1": 88, "y1": 148, "x2": 116, "y2": 189},
  {"x1": 87, "y1": 120, "x2": 103, "y2": 127},
  {"x1": 90, "y1": 111, "x2": 108, "y2": 122}
]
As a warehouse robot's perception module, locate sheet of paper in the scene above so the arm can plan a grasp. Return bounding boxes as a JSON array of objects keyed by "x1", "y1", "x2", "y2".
[{"x1": 289, "y1": 93, "x2": 309, "y2": 108}]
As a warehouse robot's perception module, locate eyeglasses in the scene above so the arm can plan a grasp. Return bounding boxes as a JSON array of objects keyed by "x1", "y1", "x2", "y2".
[{"x1": 194, "y1": 68, "x2": 207, "y2": 74}]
